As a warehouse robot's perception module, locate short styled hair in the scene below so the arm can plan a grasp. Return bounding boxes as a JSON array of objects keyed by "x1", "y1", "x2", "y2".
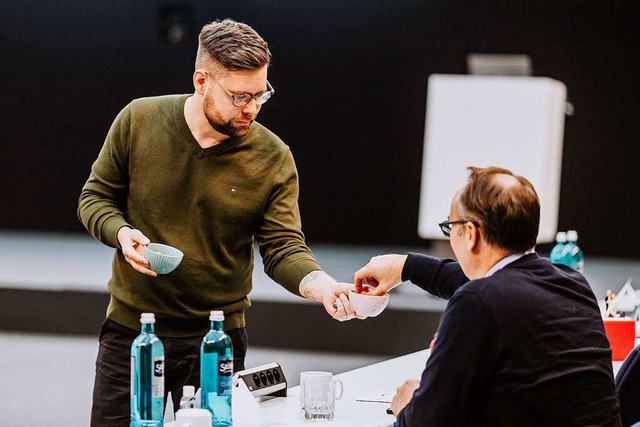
[
  {"x1": 458, "y1": 166, "x2": 540, "y2": 252},
  {"x1": 196, "y1": 19, "x2": 271, "y2": 73}
]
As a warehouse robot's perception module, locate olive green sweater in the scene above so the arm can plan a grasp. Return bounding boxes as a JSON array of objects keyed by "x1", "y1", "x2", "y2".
[{"x1": 78, "y1": 94, "x2": 320, "y2": 336}]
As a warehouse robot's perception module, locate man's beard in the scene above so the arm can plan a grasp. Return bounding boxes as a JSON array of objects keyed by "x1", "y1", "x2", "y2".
[{"x1": 203, "y1": 96, "x2": 254, "y2": 138}]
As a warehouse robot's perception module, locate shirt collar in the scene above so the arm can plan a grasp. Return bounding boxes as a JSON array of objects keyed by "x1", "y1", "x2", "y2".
[{"x1": 485, "y1": 248, "x2": 535, "y2": 277}]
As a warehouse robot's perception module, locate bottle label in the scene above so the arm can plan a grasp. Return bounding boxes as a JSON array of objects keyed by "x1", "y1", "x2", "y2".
[
  {"x1": 219, "y1": 359, "x2": 233, "y2": 396},
  {"x1": 153, "y1": 356, "x2": 164, "y2": 397}
]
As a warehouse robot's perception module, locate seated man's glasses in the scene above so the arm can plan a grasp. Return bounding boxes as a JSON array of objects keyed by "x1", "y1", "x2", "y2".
[
  {"x1": 205, "y1": 72, "x2": 275, "y2": 107},
  {"x1": 438, "y1": 219, "x2": 478, "y2": 238}
]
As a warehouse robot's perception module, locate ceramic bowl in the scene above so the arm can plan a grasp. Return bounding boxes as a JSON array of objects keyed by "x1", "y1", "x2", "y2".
[
  {"x1": 348, "y1": 289, "x2": 390, "y2": 317},
  {"x1": 144, "y1": 243, "x2": 184, "y2": 274}
]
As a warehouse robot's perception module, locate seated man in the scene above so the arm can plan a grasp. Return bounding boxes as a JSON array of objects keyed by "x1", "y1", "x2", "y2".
[{"x1": 354, "y1": 166, "x2": 621, "y2": 426}]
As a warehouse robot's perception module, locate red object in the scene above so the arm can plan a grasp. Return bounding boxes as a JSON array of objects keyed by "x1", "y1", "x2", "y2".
[{"x1": 603, "y1": 318, "x2": 635, "y2": 361}]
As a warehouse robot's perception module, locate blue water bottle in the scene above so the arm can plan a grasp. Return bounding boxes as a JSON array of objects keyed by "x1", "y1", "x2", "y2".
[
  {"x1": 131, "y1": 313, "x2": 165, "y2": 427},
  {"x1": 566, "y1": 230, "x2": 585, "y2": 273},
  {"x1": 201, "y1": 310, "x2": 233, "y2": 426},
  {"x1": 549, "y1": 231, "x2": 568, "y2": 265}
]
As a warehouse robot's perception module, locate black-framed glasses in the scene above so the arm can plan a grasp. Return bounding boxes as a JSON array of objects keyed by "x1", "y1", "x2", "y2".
[
  {"x1": 438, "y1": 219, "x2": 476, "y2": 238},
  {"x1": 205, "y1": 72, "x2": 275, "y2": 107}
]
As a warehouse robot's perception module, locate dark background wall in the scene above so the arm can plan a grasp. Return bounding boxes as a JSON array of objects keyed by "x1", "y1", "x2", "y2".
[{"x1": 1, "y1": 0, "x2": 639, "y2": 257}]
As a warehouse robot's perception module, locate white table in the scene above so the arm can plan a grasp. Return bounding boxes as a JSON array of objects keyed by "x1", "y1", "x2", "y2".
[
  {"x1": 255, "y1": 346, "x2": 625, "y2": 427},
  {"x1": 256, "y1": 349, "x2": 429, "y2": 426}
]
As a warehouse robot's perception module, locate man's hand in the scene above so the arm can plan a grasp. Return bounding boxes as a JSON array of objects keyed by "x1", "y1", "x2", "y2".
[
  {"x1": 299, "y1": 270, "x2": 365, "y2": 321},
  {"x1": 117, "y1": 227, "x2": 157, "y2": 277},
  {"x1": 354, "y1": 254, "x2": 408, "y2": 295},
  {"x1": 391, "y1": 378, "x2": 420, "y2": 416}
]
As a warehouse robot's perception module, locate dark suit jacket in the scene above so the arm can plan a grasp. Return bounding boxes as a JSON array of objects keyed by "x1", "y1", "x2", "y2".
[{"x1": 397, "y1": 253, "x2": 621, "y2": 427}]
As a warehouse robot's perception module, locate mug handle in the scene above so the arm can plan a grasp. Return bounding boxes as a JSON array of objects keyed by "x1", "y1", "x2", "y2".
[{"x1": 333, "y1": 379, "x2": 344, "y2": 400}]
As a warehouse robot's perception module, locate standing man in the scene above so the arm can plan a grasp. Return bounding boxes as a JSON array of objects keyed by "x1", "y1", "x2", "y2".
[
  {"x1": 79, "y1": 18, "x2": 356, "y2": 426},
  {"x1": 354, "y1": 166, "x2": 621, "y2": 426}
]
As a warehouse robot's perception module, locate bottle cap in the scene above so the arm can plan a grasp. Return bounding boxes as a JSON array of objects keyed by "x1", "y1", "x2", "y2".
[
  {"x1": 210, "y1": 310, "x2": 225, "y2": 321},
  {"x1": 555, "y1": 231, "x2": 567, "y2": 242},
  {"x1": 567, "y1": 230, "x2": 578, "y2": 241},
  {"x1": 182, "y1": 385, "x2": 195, "y2": 397},
  {"x1": 140, "y1": 313, "x2": 155, "y2": 324}
]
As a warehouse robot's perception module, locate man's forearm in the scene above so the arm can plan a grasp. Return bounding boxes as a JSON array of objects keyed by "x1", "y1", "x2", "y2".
[{"x1": 402, "y1": 253, "x2": 468, "y2": 299}]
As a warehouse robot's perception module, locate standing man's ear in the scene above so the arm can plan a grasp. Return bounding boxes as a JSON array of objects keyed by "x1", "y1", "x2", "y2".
[{"x1": 193, "y1": 69, "x2": 208, "y2": 95}]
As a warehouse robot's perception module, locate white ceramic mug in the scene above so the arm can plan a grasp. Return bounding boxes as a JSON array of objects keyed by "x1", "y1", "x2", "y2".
[
  {"x1": 299, "y1": 371, "x2": 344, "y2": 408},
  {"x1": 302, "y1": 380, "x2": 344, "y2": 421}
]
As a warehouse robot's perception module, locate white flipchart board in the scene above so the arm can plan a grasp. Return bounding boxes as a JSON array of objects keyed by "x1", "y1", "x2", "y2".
[{"x1": 418, "y1": 74, "x2": 567, "y2": 243}]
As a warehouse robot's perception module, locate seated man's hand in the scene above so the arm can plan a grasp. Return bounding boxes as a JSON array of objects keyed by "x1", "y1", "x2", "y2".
[
  {"x1": 354, "y1": 254, "x2": 408, "y2": 295},
  {"x1": 392, "y1": 378, "x2": 420, "y2": 416}
]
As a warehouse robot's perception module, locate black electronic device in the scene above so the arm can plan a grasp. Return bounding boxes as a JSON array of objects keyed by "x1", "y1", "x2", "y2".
[{"x1": 235, "y1": 362, "x2": 287, "y2": 397}]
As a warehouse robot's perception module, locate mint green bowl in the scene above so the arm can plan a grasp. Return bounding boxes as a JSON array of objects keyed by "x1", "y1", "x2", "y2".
[{"x1": 144, "y1": 243, "x2": 184, "y2": 274}]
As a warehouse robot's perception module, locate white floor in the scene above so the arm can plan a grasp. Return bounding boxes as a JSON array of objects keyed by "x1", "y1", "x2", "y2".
[{"x1": 0, "y1": 331, "x2": 388, "y2": 427}]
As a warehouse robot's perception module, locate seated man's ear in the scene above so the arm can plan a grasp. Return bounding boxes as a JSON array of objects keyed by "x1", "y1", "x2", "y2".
[{"x1": 465, "y1": 222, "x2": 482, "y2": 252}]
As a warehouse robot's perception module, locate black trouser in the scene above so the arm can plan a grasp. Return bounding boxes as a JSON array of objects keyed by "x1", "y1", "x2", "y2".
[{"x1": 90, "y1": 318, "x2": 247, "y2": 427}]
